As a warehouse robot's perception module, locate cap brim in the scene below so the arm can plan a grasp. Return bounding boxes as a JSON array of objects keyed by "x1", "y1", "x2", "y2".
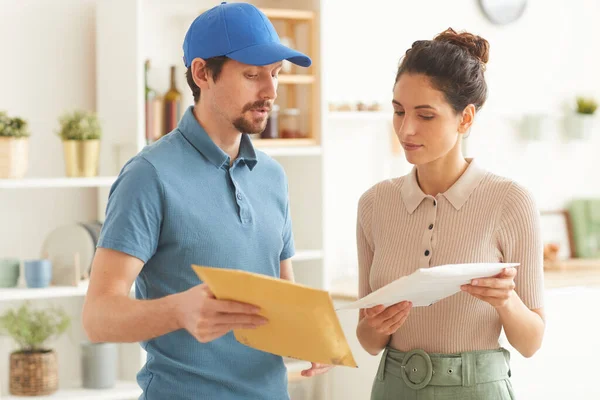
[{"x1": 226, "y1": 42, "x2": 312, "y2": 67}]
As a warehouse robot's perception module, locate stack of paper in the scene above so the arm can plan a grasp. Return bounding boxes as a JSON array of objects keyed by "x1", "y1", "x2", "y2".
[{"x1": 337, "y1": 262, "x2": 520, "y2": 310}]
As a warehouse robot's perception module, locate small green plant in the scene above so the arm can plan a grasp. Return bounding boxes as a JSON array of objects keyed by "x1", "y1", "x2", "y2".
[
  {"x1": 56, "y1": 110, "x2": 102, "y2": 141},
  {"x1": 0, "y1": 302, "x2": 71, "y2": 353},
  {"x1": 0, "y1": 111, "x2": 30, "y2": 138},
  {"x1": 576, "y1": 97, "x2": 597, "y2": 115}
]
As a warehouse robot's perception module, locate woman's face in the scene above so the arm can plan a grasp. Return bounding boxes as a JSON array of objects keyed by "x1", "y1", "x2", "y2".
[{"x1": 392, "y1": 73, "x2": 469, "y2": 166}]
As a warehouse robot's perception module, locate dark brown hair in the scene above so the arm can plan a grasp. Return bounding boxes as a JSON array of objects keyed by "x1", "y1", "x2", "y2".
[
  {"x1": 185, "y1": 56, "x2": 230, "y2": 103},
  {"x1": 394, "y1": 28, "x2": 490, "y2": 113}
]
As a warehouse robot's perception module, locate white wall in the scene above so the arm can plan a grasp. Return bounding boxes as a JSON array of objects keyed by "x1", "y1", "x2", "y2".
[
  {"x1": 321, "y1": 1, "x2": 600, "y2": 398},
  {"x1": 323, "y1": 0, "x2": 600, "y2": 282},
  {"x1": 0, "y1": 0, "x2": 99, "y2": 260}
]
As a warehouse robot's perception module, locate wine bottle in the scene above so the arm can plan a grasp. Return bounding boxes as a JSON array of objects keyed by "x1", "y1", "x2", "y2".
[
  {"x1": 144, "y1": 60, "x2": 158, "y2": 144},
  {"x1": 164, "y1": 65, "x2": 182, "y2": 135}
]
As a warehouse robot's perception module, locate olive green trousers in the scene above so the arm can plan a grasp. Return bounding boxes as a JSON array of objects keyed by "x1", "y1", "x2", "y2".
[{"x1": 371, "y1": 347, "x2": 515, "y2": 400}]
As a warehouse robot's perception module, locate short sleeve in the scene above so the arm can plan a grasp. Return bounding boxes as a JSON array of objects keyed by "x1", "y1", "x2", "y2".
[
  {"x1": 280, "y1": 180, "x2": 295, "y2": 261},
  {"x1": 497, "y1": 183, "x2": 544, "y2": 309},
  {"x1": 357, "y1": 186, "x2": 376, "y2": 299},
  {"x1": 97, "y1": 157, "x2": 164, "y2": 264}
]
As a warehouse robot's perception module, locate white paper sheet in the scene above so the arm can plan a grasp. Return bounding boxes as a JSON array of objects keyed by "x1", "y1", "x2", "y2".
[{"x1": 336, "y1": 263, "x2": 520, "y2": 310}]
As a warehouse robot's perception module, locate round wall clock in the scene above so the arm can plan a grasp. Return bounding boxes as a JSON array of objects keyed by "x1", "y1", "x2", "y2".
[{"x1": 479, "y1": 0, "x2": 527, "y2": 25}]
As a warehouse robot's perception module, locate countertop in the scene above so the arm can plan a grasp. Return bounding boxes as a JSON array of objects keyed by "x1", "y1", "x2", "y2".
[{"x1": 330, "y1": 261, "x2": 600, "y2": 302}]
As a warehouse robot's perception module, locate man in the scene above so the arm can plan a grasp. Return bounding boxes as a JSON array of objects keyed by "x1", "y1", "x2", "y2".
[{"x1": 82, "y1": 3, "x2": 331, "y2": 399}]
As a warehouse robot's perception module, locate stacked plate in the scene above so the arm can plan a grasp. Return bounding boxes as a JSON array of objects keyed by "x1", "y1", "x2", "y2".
[{"x1": 41, "y1": 221, "x2": 102, "y2": 286}]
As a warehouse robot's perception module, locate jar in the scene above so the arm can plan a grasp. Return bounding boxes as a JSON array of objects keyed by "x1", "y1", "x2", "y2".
[
  {"x1": 279, "y1": 37, "x2": 295, "y2": 74},
  {"x1": 280, "y1": 108, "x2": 302, "y2": 139},
  {"x1": 260, "y1": 104, "x2": 280, "y2": 139}
]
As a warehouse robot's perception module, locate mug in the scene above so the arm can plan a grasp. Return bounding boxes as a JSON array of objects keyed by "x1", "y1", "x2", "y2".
[
  {"x1": 24, "y1": 259, "x2": 52, "y2": 288},
  {"x1": 0, "y1": 258, "x2": 20, "y2": 288}
]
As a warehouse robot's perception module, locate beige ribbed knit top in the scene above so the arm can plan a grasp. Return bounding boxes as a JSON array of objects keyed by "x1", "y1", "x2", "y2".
[{"x1": 356, "y1": 158, "x2": 544, "y2": 353}]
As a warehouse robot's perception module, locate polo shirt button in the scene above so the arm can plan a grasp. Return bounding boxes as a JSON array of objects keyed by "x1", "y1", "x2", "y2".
[
  {"x1": 424, "y1": 250, "x2": 430, "y2": 256},
  {"x1": 237, "y1": 193, "x2": 242, "y2": 200},
  {"x1": 429, "y1": 224, "x2": 434, "y2": 230}
]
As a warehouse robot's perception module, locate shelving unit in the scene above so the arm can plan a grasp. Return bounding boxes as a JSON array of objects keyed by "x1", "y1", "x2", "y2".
[
  {"x1": 3, "y1": 381, "x2": 142, "y2": 400},
  {"x1": 1, "y1": 1, "x2": 326, "y2": 399},
  {"x1": 0, "y1": 176, "x2": 117, "y2": 189}
]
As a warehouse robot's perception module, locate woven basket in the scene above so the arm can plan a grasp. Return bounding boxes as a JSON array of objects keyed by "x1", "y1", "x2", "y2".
[{"x1": 9, "y1": 350, "x2": 58, "y2": 396}]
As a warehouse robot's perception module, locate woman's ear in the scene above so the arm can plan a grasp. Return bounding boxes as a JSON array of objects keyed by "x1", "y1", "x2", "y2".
[
  {"x1": 191, "y1": 58, "x2": 210, "y2": 90},
  {"x1": 458, "y1": 104, "x2": 476, "y2": 134}
]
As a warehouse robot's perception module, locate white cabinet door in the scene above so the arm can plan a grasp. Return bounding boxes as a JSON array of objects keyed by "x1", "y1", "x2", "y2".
[{"x1": 329, "y1": 300, "x2": 381, "y2": 400}]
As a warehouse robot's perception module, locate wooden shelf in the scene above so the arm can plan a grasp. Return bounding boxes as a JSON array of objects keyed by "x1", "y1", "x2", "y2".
[
  {"x1": 261, "y1": 8, "x2": 315, "y2": 21},
  {"x1": 544, "y1": 258, "x2": 600, "y2": 271},
  {"x1": 278, "y1": 74, "x2": 315, "y2": 85},
  {"x1": 252, "y1": 138, "x2": 320, "y2": 156},
  {"x1": 3, "y1": 381, "x2": 141, "y2": 400},
  {"x1": 0, "y1": 176, "x2": 117, "y2": 189}
]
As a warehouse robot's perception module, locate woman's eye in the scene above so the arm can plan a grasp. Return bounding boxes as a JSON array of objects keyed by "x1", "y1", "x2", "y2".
[
  {"x1": 420, "y1": 115, "x2": 434, "y2": 120},
  {"x1": 394, "y1": 111, "x2": 405, "y2": 116},
  {"x1": 246, "y1": 74, "x2": 258, "y2": 79}
]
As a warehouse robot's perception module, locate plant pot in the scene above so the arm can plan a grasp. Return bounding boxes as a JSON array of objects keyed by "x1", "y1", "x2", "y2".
[
  {"x1": 0, "y1": 258, "x2": 20, "y2": 288},
  {"x1": 62, "y1": 139, "x2": 100, "y2": 177},
  {"x1": 81, "y1": 342, "x2": 117, "y2": 389},
  {"x1": 519, "y1": 114, "x2": 546, "y2": 141},
  {"x1": 563, "y1": 113, "x2": 595, "y2": 140},
  {"x1": 9, "y1": 350, "x2": 58, "y2": 396},
  {"x1": 0, "y1": 136, "x2": 29, "y2": 179},
  {"x1": 24, "y1": 259, "x2": 52, "y2": 288}
]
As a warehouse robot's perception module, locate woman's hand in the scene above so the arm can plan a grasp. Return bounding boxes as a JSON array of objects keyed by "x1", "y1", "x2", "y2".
[
  {"x1": 363, "y1": 301, "x2": 413, "y2": 335},
  {"x1": 461, "y1": 267, "x2": 517, "y2": 309}
]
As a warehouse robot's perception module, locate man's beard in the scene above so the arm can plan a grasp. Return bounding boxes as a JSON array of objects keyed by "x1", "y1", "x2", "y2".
[{"x1": 232, "y1": 100, "x2": 272, "y2": 134}]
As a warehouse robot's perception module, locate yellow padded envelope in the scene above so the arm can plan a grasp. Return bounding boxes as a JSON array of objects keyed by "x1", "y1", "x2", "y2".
[{"x1": 191, "y1": 265, "x2": 357, "y2": 368}]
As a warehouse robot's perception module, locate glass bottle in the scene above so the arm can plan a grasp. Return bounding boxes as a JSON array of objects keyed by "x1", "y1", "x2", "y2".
[
  {"x1": 164, "y1": 65, "x2": 182, "y2": 136},
  {"x1": 260, "y1": 105, "x2": 280, "y2": 139}
]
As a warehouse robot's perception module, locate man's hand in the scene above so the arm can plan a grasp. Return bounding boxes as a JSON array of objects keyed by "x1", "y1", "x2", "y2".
[
  {"x1": 461, "y1": 267, "x2": 517, "y2": 309},
  {"x1": 174, "y1": 284, "x2": 268, "y2": 343},
  {"x1": 301, "y1": 362, "x2": 334, "y2": 377}
]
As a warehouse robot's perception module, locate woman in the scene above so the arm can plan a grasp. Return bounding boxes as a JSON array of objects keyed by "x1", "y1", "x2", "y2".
[{"x1": 356, "y1": 28, "x2": 545, "y2": 399}]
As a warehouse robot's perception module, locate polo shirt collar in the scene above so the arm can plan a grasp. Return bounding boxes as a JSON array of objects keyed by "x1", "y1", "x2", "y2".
[
  {"x1": 401, "y1": 158, "x2": 486, "y2": 214},
  {"x1": 178, "y1": 106, "x2": 258, "y2": 170}
]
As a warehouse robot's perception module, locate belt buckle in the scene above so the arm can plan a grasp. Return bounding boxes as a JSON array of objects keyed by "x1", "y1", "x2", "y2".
[{"x1": 400, "y1": 349, "x2": 433, "y2": 390}]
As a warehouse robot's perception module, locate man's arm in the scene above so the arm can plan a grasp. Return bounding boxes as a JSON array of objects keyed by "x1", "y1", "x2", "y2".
[
  {"x1": 82, "y1": 248, "x2": 182, "y2": 343},
  {"x1": 82, "y1": 248, "x2": 266, "y2": 344},
  {"x1": 280, "y1": 258, "x2": 294, "y2": 282}
]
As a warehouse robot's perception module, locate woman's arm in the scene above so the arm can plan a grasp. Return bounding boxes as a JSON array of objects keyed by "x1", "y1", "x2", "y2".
[{"x1": 461, "y1": 267, "x2": 545, "y2": 357}]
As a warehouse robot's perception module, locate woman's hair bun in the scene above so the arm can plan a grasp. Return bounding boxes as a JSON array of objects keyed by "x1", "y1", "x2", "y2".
[{"x1": 434, "y1": 27, "x2": 490, "y2": 64}]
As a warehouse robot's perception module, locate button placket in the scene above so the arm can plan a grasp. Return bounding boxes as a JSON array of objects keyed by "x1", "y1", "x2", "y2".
[
  {"x1": 421, "y1": 196, "x2": 438, "y2": 266},
  {"x1": 230, "y1": 171, "x2": 251, "y2": 224}
]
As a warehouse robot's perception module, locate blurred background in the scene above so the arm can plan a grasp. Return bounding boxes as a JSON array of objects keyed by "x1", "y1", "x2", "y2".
[{"x1": 0, "y1": 0, "x2": 599, "y2": 399}]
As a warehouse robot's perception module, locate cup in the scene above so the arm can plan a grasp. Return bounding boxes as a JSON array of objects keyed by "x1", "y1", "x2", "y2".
[
  {"x1": 81, "y1": 341, "x2": 117, "y2": 389},
  {"x1": 24, "y1": 259, "x2": 52, "y2": 288},
  {"x1": 0, "y1": 258, "x2": 20, "y2": 288}
]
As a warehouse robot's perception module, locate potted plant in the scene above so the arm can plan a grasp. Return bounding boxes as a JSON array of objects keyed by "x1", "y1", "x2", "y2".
[
  {"x1": 564, "y1": 96, "x2": 597, "y2": 140},
  {"x1": 56, "y1": 110, "x2": 102, "y2": 177},
  {"x1": 0, "y1": 302, "x2": 71, "y2": 396},
  {"x1": 0, "y1": 111, "x2": 30, "y2": 179}
]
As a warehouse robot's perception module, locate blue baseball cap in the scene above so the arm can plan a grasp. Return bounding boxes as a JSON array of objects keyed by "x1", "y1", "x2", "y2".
[{"x1": 183, "y1": 2, "x2": 312, "y2": 68}]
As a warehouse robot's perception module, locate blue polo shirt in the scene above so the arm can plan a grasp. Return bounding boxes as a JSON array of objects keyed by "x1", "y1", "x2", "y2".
[{"x1": 97, "y1": 106, "x2": 295, "y2": 400}]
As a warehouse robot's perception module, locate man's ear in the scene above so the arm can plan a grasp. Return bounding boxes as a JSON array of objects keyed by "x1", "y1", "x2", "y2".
[
  {"x1": 191, "y1": 58, "x2": 210, "y2": 90},
  {"x1": 458, "y1": 104, "x2": 476, "y2": 134}
]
